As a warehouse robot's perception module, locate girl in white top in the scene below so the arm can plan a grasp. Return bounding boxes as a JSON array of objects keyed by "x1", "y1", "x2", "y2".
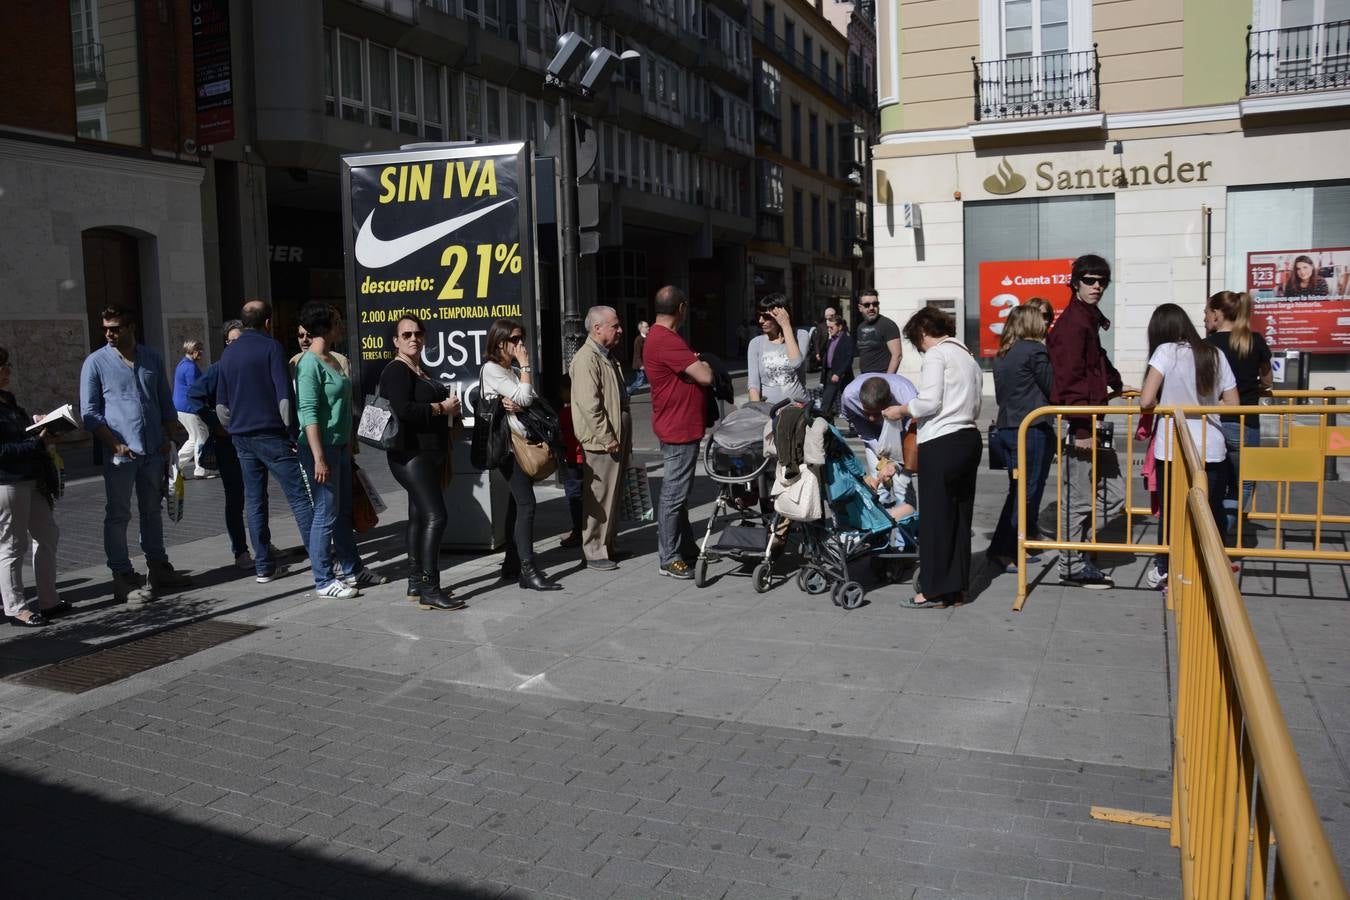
[
  {"x1": 746, "y1": 294, "x2": 812, "y2": 405},
  {"x1": 479, "y1": 319, "x2": 561, "y2": 592},
  {"x1": 891, "y1": 307, "x2": 984, "y2": 609},
  {"x1": 1139, "y1": 303, "x2": 1238, "y2": 583}
]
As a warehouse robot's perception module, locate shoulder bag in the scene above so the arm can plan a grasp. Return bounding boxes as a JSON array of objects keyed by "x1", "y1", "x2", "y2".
[
  {"x1": 469, "y1": 372, "x2": 509, "y2": 471},
  {"x1": 357, "y1": 364, "x2": 401, "y2": 451},
  {"x1": 509, "y1": 430, "x2": 557, "y2": 482}
]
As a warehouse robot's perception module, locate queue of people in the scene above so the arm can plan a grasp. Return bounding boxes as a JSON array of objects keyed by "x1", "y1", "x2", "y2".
[{"x1": 4, "y1": 264, "x2": 1276, "y2": 627}]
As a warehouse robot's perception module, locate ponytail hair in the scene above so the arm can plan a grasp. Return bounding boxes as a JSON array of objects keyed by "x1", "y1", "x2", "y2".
[{"x1": 1207, "y1": 290, "x2": 1256, "y2": 359}]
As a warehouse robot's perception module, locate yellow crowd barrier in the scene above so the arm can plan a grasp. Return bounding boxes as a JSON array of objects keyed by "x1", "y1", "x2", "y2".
[
  {"x1": 1012, "y1": 392, "x2": 1350, "y2": 611},
  {"x1": 1168, "y1": 421, "x2": 1347, "y2": 899}
]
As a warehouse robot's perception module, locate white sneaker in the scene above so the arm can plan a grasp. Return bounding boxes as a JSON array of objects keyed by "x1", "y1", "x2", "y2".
[
  {"x1": 316, "y1": 581, "x2": 360, "y2": 599},
  {"x1": 340, "y1": 569, "x2": 390, "y2": 588},
  {"x1": 235, "y1": 551, "x2": 254, "y2": 570},
  {"x1": 1145, "y1": 565, "x2": 1167, "y2": 590}
]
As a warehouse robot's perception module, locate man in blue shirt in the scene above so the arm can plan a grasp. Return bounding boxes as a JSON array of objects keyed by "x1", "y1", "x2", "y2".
[
  {"x1": 841, "y1": 373, "x2": 919, "y2": 510},
  {"x1": 215, "y1": 299, "x2": 316, "y2": 585},
  {"x1": 79, "y1": 306, "x2": 194, "y2": 604}
]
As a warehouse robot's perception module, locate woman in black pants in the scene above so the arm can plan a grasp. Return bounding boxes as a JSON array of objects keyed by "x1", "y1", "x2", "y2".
[
  {"x1": 893, "y1": 307, "x2": 984, "y2": 609},
  {"x1": 380, "y1": 315, "x2": 465, "y2": 610},
  {"x1": 480, "y1": 318, "x2": 561, "y2": 591}
]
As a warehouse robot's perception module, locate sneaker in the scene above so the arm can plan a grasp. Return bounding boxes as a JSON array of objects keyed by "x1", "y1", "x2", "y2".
[
  {"x1": 256, "y1": 566, "x2": 286, "y2": 584},
  {"x1": 112, "y1": 571, "x2": 154, "y2": 604},
  {"x1": 340, "y1": 569, "x2": 390, "y2": 588},
  {"x1": 1145, "y1": 565, "x2": 1167, "y2": 590},
  {"x1": 316, "y1": 581, "x2": 360, "y2": 599},
  {"x1": 587, "y1": 558, "x2": 619, "y2": 571},
  {"x1": 659, "y1": 560, "x2": 693, "y2": 580},
  {"x1": 235, "y1": 551, "x2": 254, "y2": 570},
  {"x1": 148, "y1": 560, "x2": 192, "y2": 591},
  {"x1": 1060, "y1": 567, "x2": 1114, "y2": 589}
]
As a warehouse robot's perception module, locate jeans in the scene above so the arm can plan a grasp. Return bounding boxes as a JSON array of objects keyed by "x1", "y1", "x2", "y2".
[
  {"x1": 1154, "y1": 458, "x2": 1229, "y2": 575},
  {"x1": 561, "y1": 461, "x2": 584, "y2": 533},
  {"x1": 102, "y1": 451, "x2": 168, "y2": 574},
  {"x1": 233, "y1": 431, "x2": 316, "y2": 581},
  {"x1": 988, "y1": 426, "x2": 1054, "y2": 559},
  {"x1": 1058, "y1": 443, "x2": 1125, "y2": 577},
  {"x1": 658, "y1": 440, "x2": 700, "y2": 566},
  {"x1": 498, "y1": 454, "x2": 538, "y2": 565},
  {"x1": 214, "y1": 436, "x2": 265, "y2": 557},
  {"x1": 1221, "y1": 421, "x2": 1260, "y2": 541},
  {"x1": 299, "y1": 442, "x2": 360, "y2": 588},
  {"x1": 627, "y1": 369, "x2": 647, "y2": 395}
]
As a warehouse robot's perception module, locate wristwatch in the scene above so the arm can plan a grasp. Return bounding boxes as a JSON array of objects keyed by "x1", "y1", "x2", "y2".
[{"x1": 520, "y1": 365, "x2": 532, "y2": 373}]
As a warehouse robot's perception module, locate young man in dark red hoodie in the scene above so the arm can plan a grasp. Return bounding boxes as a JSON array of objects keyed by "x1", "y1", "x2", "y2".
[{"x1": 1047, "y1": 254, "x2": 1133, "y2": 588}]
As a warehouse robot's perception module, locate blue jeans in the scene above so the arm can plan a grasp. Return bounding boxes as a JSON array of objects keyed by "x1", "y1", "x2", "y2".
[
  {"x1": 233, "y1": 431, "x2": 317, "y2": 581},
  {"x1": 627, "y1": 369, "x2": 647, "y2": 395},
  {"x1": 988, "y1": 425, "x2": 1054, "y2": 559},
  {"x1": 299, "y1": 443, "x2": 361, "y2": 588},
  {"x1": 102, "y1": 451, "x2": 168, "y2": 574},
  {"x1": 214, "y1": 436, "x2": 267, "y2": 557},
  {"x1": 658, "y1": 440, "x2": 700, "y2": 566},
  {"x1": 1221, "y1": 421, "x2": 1260, "y2": 542}
]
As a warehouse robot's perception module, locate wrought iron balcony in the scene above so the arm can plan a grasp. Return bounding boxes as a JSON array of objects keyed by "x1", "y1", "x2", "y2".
[
  {"x1": 1247, "y1": 20, "x2": 1350, "y2": 96},
  {"x1": 72, "y1": 41, "x2": 105, "y2": 85},
  {"x1": 972, "y1": 46, "x2": 1099, "y2": 121}
]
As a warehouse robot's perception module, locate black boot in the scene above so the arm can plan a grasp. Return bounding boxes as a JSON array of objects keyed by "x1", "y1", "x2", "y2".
[
  {"x1": 416, "y1": 575, "x2": 467, "y2": 611},
  {"x1": 406, "y1": 567, "x2": 424, "y2": 599},
  {"x1": 518, "y1": 561, "x2": 562, "y2": 592},
  {"x1": 500, "y1": 547, "x2": 521, "y2": 581}
]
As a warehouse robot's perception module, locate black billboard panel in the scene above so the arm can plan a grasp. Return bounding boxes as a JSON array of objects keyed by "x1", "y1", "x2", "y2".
[{"x1": 340, "y1": 143, "x2": 537, "y2": 417}]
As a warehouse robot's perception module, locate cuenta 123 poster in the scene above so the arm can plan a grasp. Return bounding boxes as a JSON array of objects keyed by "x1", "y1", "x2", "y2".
[
  {"x1": 1246, "y1": 247, "x2": 1350, "y2": 353},
  {"x1": 977, "y1": 259, "x2": 1073, "y2": 358},
  {"x1": 340, "y1": 143, "x2": 538, "y2": 416}
]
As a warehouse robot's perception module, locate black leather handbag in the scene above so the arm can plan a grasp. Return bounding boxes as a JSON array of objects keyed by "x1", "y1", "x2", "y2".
[{"x1": 469, "y1": 393, "x2": 507, "y2": 471}]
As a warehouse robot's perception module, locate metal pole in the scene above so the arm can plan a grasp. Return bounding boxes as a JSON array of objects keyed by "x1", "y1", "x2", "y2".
[{"x1": 557, "y1": 92, "x2": 584, "y2": 367}]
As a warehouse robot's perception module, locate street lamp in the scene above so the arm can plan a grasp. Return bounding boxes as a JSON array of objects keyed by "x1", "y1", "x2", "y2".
[{"x1": 544, "y1": 26, "x2": 638, "y2": 365}]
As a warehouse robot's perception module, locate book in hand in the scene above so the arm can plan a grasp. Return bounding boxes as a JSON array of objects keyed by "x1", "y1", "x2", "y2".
[{"x1": 26, "y1": 404, "x2": 81, "y2": 435}]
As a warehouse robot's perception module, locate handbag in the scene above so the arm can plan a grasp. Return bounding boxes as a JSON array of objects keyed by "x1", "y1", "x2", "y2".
[
  {"x1": 357, "y1": 378, "x2": 400, "y2": 451},
  {"x1": 470, "y1": 394, "x2": 507, "y2": 471},
  {"x1": 510, "y1": 430, "x2": 556, "y2": 482},
  {"x1": 987, "y1": 422, "x2": 1007, "y2": 470},
  {"x1": 352, "y1": 465, "x2": 379, "y2": 533},
  {"x1": 901, "y1": 422, "x2": 919, "y2": 472}
]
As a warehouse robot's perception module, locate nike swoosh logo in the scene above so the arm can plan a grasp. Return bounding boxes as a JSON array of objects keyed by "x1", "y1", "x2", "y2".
[{"x1": 354, "y1": 197, "x2": 516, "y2": 269}]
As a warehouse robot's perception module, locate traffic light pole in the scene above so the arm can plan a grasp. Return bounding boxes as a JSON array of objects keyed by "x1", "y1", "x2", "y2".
[{"x1": 556, "y1": 92, "x2": 584, "y2": 366}]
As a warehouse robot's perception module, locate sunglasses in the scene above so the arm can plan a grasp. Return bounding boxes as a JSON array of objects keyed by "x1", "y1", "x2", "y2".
[
  {"x1": 1079, "y1": 276, "x2": 1109, "y2": 287},
  {"x1": 859, "y1": 301, "x2": 879, "y2": 309},
  {"x1": 508, "y1": 335, "x2": 524, "y2": 343},
  {"x1": 400, "y1": 329, "x2": 425, "y2": 339}
]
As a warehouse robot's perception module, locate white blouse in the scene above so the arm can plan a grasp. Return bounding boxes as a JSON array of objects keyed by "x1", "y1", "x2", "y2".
[
  {"x1": 481, "y1": 360, "x2": 535, "y2": 437},
  {"x1": 907, "y1": 338, "x2": 983, "y2": 443}
]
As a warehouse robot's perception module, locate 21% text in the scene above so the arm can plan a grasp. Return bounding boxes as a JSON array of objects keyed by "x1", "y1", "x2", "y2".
[{"x1": 438, "y1": 242, "x2": 523, "y2": 301}]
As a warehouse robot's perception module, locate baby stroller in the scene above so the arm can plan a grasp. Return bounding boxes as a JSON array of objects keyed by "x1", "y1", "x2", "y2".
[
  {"x1": 758, "y1": 410, "x2": 920, "y2": 609},
  {"x1": 692, "y1": 402, "x2": 776, "y2": 588}
]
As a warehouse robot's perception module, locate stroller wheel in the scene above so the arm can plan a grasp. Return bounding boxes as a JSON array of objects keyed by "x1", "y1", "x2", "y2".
[
  {"x1": 694, "y1": 557, "x2": 709, "y2": 588},
  {"x1": 797, "y1": 568, "x2": 830, "y2": 596},
  {"x1": 833, "y1": 581, "x2": 865, "y2": 610},
  {"x1": 752, "y1": 562, "x2": 773, "y2": 594}
]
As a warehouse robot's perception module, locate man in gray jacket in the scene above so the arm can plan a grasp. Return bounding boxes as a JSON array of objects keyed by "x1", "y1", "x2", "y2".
[{"x1": 569, "y1": 306, "x2": 631, "y2": 570}]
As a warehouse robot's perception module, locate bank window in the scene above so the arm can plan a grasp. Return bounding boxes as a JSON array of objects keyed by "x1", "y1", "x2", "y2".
[
  {"x1": 1003, "y1": 0, "x2": 1069, "y2": 57},
  {"x1": 369, "y1": 44, "x2": 393, "y2": 129}
]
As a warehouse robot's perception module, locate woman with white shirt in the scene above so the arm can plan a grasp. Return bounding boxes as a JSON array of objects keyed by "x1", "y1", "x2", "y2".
[
  {"x1": 891, "y1": 307, "x2": 983, "y2": 609},
  {"x1": 1139, "y1": 303, "x2": 1238, "y2": 588},
  {"x1": 480, "y1": 319, "x2": 562, "y2": 592}
]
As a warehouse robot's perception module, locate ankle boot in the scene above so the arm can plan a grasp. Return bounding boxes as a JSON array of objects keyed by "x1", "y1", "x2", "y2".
[
  {"x1": 406, "y1": 567, "x2": 424, "y2": 599},
  {"x1": 416, "y1": 578, "x2": 467, "y2": 611},
  {"x1": 500, "y1": 549, "x2": 521, "y2": 581},
  {"x1": 518, "y1": 561, "x2": 561, "y2": 592}
]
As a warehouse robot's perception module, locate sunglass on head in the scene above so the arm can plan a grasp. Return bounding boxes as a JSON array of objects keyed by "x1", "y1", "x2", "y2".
[
  {"x1": 1079, "y1": 276, "x2": 1109, "y2": 286},
  {"x1": 400, "y1": 329, "x2": 425, "y2": 339}
]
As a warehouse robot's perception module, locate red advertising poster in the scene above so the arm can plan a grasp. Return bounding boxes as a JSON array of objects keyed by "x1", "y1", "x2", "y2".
[
  {"x1": 978, "y1": 259, "x2": 1073, "y2": 358},
  {"x1": 1246, "y1": 247, "x2": 1350, "y2": 353}
]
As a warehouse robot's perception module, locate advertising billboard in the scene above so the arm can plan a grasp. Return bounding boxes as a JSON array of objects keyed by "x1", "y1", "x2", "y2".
[
  {"x1": 340, "y1": 143, "x2": 538, "y2": 415},
  {"x1": 1246, "y1": 247, "x2": 1350, "y2": 353},
  {"x1": 977, "y1": 259, "x2": 1073, "y2": 357}
]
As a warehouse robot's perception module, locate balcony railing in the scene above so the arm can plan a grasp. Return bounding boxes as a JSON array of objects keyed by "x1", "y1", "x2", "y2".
[
  {"x1": 72, "y1": 41, "x2": 105, "y2": 84},
  {"x1": 751, "y1": 19, "x2": 848, "y2": 105},
  {"x1": 972, "y1": 46, "x2": 1099, "y2": 121},
  {"x1": 1247, "y1": 19, "x2": 1350, "y2": 95}
]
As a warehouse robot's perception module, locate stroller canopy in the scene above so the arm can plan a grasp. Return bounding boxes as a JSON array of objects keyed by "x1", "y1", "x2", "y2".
[{"x1": 710, "y1": 401, "x2": 774, "y2": 454}]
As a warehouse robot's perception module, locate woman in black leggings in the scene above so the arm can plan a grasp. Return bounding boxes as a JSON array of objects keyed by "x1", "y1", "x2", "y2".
[
  {"x1": 380, "y1": 315, "x2": 465, "y2": 610},
  {"x1": 480, "y1": 319, "x2": 561, "y2": 591}
]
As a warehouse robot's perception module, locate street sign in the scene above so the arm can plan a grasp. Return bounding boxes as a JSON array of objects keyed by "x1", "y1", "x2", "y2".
[{"x1": 340, "y1": 143, "x2": 539, "y2": 416}]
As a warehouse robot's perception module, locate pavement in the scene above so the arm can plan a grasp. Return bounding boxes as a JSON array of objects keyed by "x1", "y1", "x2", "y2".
[{"x1": 2, "y1": 385, "x2": 1347, "y2": 898}]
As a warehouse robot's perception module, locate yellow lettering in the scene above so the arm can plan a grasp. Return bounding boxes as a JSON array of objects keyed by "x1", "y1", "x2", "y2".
[
  {"x1": 409, "y1": 164, "x2": 432, "y2": 202},
  {"x1": 1036, "y1": 161, "x2": 1054, "y2": 191},
  {"x1": 378, "y1": 167, "x2": 398, "y2": 203},
  {"x1": 454, "y1": 160, "x2": 481, "y2": 198},
  {"x1": 476, "y1": 160, "x2": 497, "y2": 197}
]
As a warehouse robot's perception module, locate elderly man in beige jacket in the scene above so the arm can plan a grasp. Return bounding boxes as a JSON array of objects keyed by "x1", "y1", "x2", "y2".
[{"x1": 569, "y1": 306, "x2": 632, "y2": 570}]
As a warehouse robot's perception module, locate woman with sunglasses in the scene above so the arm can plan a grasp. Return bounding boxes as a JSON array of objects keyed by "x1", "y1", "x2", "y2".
[
  {"x1": 480, "y1": 319, "x2": 561, "y2": 592},
  {"x1": 0, "y1": 347, "x2": 67, "y2": 627},
  {"x1": 380, "y1": 315, "x2": 465, "y2": 610},
  {"x1": 746, "y1": 294, "x2": 812, "y2": 405}
]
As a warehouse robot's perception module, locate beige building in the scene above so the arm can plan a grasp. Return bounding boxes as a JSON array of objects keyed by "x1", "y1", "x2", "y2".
[{"x1": 872, "y1": 0, "x2": 1350, "y2": 386}]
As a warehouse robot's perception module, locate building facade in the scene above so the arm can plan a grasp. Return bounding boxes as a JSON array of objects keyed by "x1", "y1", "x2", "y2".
[
  {"x1": 0, "y1": 0, "x2": 207, "y2": 417},
  {"x1": 749, "y1": 0, "x2": 863, "y2": 335},
  {"x1": 872, "y1": 0, "x2": 1350, "y2": 385}
]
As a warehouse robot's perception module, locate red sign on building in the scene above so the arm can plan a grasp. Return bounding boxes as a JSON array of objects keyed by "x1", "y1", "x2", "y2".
[
  {"x1": 977, "y1": 259, "x2": 1073, "y2": 358},
  {"x1": 191, "y1": 0, "x2": 234, "y2": 146},
  {"x1": 1247, "y1": 247, "x2": 1350, "y2": 353}
]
